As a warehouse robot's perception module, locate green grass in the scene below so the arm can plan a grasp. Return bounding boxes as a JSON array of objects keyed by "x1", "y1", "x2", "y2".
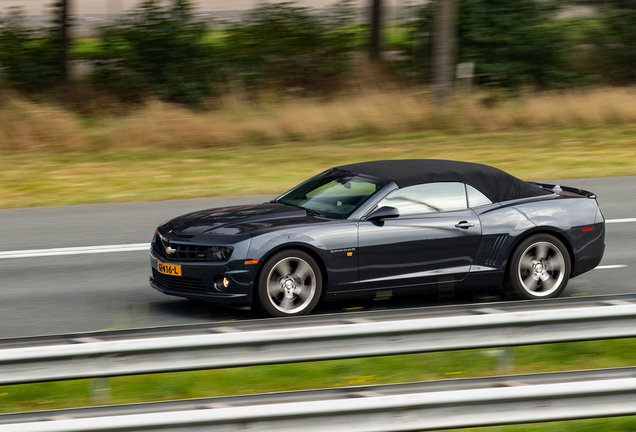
[
  {"x1": 2, "y1": 338, "x2": 636, "y2": 432},
  {"x1": 1, "y1": 127, "x2": 635, "y2": 209}
]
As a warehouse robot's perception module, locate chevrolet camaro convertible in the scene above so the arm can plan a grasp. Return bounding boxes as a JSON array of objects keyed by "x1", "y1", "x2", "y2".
[{"x1": 150, "y1": 160, "x2": 605, "y2": 317}]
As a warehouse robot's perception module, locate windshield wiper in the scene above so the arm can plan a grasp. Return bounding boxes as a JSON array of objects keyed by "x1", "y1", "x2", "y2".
[
  {"x1": 303, "y1": 207, "x2": 322, "y2": 217},
  {"x1": 277, "y1": 201, "x2": 322, "y2": 217}
]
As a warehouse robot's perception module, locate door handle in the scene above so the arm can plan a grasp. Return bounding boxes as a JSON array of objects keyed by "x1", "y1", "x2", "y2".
[{"x1": 455, "y1": 221, "x2": 475, "y2": 229}]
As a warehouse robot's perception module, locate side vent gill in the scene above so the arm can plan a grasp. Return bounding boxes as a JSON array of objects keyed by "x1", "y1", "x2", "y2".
[{"x1": 486, "y1": 235, "x2": 507, "y2": 267}]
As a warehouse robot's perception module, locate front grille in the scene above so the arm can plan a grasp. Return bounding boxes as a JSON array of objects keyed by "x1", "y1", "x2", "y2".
[
  {"x1": 174, "y1": 244, "x2": 208, "y2": 261},
  {"x1": 152, "y1": 269, "x2": 207, "y2": 294},
  {"x1": 152, "y1": 237, "x2": 207, "y2": 262},
  {"x1": 153, "y1": 235, "x2": 231, "y2": 262}
]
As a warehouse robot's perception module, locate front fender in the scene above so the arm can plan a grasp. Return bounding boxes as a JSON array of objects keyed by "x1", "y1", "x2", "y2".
[{"x1": 248, "y1": 232, "x2": 327, "y2": 259}]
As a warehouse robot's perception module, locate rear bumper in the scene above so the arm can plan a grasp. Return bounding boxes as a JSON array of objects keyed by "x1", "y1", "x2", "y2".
[{"x1": 570, "y1": 221, "x2": 605, "y2": 278}]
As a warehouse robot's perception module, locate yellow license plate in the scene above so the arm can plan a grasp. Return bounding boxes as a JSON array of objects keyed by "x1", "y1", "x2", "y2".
[{"x1": 157, "y1": 261, "x2": 182, "y2": 276}]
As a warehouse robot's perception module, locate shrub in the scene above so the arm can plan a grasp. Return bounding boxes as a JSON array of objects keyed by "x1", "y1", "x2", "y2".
[
  {"x1": 596, "y1": 1, "x2": 636, "y2": 83},
  {"x1": 94, "y1": 0, "x2": 217, "y2": 104},
  {"x1": 0, "y1": 7, "x2": 64, "y2": 92},
  {"x1": 224, "y1": 0, "x2": 357, "y2": 94},
  {"x1": 398, "y1": 0, "x2": 574, "y2": 89}
]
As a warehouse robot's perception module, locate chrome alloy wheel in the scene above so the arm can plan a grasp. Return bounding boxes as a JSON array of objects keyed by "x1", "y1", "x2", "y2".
[
  {"x1": 266, "y1": 257, "x2": 317, "y2": 314},
  {"x1": 517, "y1": 241, "x2": 566, "y2": 297}
]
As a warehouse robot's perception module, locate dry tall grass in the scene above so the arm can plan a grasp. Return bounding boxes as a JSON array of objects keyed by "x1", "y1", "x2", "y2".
[
  {"x1": 2, "y1": 87, "x2": 636, "y2": 152},
  {"x1": 464, "y1": 87, "x2": 636, "y2": 130},
  {"x1": 0, "y1": 93, "x2": 86, "y2": 152},
  {"x1": 101, "y1": 87, "x2": 636, "y2": 149}
]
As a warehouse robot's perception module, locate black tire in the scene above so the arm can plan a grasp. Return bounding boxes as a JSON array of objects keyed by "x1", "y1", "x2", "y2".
[
  {"x1": 256, "y1": 249, "x2": 323, "y2": 317},
  {"x1": 504, "y1": 234, "x2": 571, "y2": 300}
]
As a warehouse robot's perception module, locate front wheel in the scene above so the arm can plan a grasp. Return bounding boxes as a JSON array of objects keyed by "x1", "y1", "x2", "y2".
[
  {"x1": 505, "y1": 234, "x2": 571, "y2": 300},
  {"x1": 256, "y1": 250, "x2": 322, "y2": 317}
]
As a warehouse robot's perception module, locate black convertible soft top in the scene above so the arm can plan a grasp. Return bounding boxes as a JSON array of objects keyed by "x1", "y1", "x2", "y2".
[{"x1": 336, "y1": 159, "x2": 551, "y2": 203}]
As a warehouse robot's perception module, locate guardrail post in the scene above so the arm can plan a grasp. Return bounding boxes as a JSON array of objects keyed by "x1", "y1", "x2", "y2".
[
  {"x1": 496, "y1": 347, "x2": 515, "y2": 374},
  {"x1": 91, "y1": 377, "x2": 111, "y2": 405}
]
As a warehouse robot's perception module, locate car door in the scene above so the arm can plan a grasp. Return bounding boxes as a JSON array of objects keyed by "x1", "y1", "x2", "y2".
[{"x1": 357, "y1": 182, "x2": 482, "y2": 291}]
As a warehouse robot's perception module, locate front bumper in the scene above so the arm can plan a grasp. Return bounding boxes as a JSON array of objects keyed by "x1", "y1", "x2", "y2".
[{"x1": 149, "y1": 248, "x2": 255, "y2": 306}]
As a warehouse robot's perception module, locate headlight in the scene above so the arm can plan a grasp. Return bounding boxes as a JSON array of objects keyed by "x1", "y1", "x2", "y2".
[{"x1": 207, "y1": 246, "x2": 234, "y2": 261}]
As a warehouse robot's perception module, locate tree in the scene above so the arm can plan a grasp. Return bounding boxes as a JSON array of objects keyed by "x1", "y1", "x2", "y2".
[
  {"x1": 54, "y1": 0, "x2": 69, "y2": 83},
  {"x1": 370, "y1": 0, "x2": 382, "y2": 61},
  {"x1": 409, "y1": 0, "x2": 568, "y2": 89},
  {"x1": 432, "y1": 0, "x2": 457, "y2": 105}
]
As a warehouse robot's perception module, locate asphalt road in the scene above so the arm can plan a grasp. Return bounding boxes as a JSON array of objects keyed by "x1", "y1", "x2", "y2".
[{"x1": 0, "y1": 177, "x2": 634, "y2": 339}]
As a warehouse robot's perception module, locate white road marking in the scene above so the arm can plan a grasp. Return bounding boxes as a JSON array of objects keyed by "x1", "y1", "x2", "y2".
[
  {"x1": 595, "y1": 265, "x2": 628, "y2": 270},
  {"x1": 0, "y1": 244, "x2": 150, "y2": 259},
  {"x1": 606, "y1": 218, "x2": 636, "y2": 224}
]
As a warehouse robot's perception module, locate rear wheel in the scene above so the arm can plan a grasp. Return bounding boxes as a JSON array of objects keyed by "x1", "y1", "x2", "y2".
[
  {"x1": 257, "y1": 250, "x2": 322, "y2": 317},
  {"x1": 505, "y1": 234, "x2": 571, "y2": 300}
]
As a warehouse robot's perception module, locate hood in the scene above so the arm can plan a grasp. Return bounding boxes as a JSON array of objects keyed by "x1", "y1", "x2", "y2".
[{"x1": 164, "y1": 203, "x2": 314, "y2": 236}]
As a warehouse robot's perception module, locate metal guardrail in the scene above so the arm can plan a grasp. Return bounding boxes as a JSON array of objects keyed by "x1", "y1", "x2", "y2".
[
  {"x1": 3, "y1": 367, "x2": 636, "y2": 431},
  {"x1": 3, "y1": 366, "x2": 636, "y2": 424},
  {"x1": 2, "y1": 295, "x2": 636, "y2": 385}
]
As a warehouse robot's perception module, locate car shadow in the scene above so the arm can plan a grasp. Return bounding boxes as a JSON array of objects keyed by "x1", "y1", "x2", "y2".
[
  {"x1": 150, "y1": 298, "x2": 260, "y2": 321},
  {"x1": 313, "y1": 287, "x2": 504, "y2": 315},
  {"x1": 151, "y1": 286, "x2": 504, "y2": 323}
]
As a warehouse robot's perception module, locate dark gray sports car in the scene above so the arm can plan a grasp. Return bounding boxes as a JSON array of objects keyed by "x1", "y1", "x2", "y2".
[{"x1": 149, "y1": 159, "x2": 605, "y2": 317}]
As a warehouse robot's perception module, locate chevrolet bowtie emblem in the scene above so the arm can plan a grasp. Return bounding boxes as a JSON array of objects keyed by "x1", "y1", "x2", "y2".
[{"x1": 165, "y1": 245, "x2": 176, "y2": 255}]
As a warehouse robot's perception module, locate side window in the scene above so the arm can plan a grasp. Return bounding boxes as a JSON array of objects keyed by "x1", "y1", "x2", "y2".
[
  {"x1": 467, "y1": 185, "x2": 493, "y2": 207},
  {"x1": 378, "y1": 182, "x2": 468, "y2": 215}
]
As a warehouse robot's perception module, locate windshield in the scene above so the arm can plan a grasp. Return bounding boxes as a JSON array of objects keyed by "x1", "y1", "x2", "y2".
[{"x1": 277, "y1": 169, "x2": 388, "y2": 219}]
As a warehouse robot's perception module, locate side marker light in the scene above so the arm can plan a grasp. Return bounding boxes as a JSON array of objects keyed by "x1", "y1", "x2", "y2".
[
  {"x1": 347, "y1": 252, "x2": 353, "y2": 257},
  {"x1": 244, "y1": 260, "x2": 259, "y2": 265},
  {"x1": 582, "y1": 226, "x2": 594, "y2": 231}
]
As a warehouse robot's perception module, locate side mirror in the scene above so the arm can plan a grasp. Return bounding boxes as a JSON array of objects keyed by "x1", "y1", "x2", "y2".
[{"x1": 367, "y1": 206, "x2": 400, "y2": 221}]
